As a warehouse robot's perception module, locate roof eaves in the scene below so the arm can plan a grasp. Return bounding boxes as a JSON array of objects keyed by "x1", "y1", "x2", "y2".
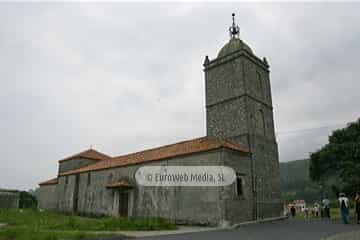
[
  {"x1": 38, "y1": 177, "x2": 59, "y2": 186},
  {"x1": 59, "y1": 145, "x2": 248, "y2": 177},
  {"x1": 58, "y1": 156, "x2": 104, "y2": 163}
]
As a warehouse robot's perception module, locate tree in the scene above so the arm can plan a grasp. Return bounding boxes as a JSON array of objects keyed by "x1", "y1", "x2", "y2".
[
  {"x1": 310, "y1": 118, "x2": 360, "y2": 196},
  {"x1": 19, "y1": 191, "x2": 38, "y2": 209}
]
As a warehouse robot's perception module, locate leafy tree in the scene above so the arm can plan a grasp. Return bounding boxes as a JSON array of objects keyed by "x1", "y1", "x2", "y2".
[
  {"x1": 19, "y1": 191, "x2": 38, "y2": 209},
  {"x1": 310, "y1": 118, "x2": 360, "y2": 196}
]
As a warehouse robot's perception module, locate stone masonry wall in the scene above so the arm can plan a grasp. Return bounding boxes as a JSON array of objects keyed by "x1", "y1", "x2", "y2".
[
  {"x1": 222, "y1": 148, "x2": 254, "y2": 223},
  {"x1": 205, "y1": 57, "x2": 245, "y2": 107},
  {"x1": 55, "y1": 148, "x2": 252, "y2": 226},
  {"x1": 37, "y1": 185, "x2": 57, "y2": 210},
  {"x1": 205, "y1": 47, "x2": 282, "y2": 220}
]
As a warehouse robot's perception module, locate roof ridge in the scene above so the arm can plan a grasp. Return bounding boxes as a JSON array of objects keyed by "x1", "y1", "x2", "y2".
[
  {"x1": 112, "y1": 136, "x2": 208, "y2": 160},
  {"x1": 58, "y1": 148, "x2": 111, "y2": 163},
  {"x1": 87, "y1": 148, "x2": 111, "y2": 159}
]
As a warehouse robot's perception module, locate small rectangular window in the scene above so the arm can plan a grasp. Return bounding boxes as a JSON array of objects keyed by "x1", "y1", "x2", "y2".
[
  {"x1": 65, "y1": 176, "x2": 69, "y2": 185},
  {"x1": 236, "y1": 174, "x2": 244, "y2": 196},
  {"x1": 87, "y1": 173, "x2": 91, "y2": 186}
]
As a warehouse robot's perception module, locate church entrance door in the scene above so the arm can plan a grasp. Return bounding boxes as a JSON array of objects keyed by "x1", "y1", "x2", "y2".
[
  {"x1": 118, "y1": 191, "x2": 128, "y2": 217},
  {"x1": 73, "y1": 174, "x2": 80, "y2": 213}
]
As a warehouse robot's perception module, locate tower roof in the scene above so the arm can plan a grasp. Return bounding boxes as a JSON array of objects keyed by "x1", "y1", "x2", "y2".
[{"x1": 218, "y1": 38, "x2": 253, "y2": 58}]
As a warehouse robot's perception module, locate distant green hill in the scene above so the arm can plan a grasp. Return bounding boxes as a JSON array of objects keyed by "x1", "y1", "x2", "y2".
[
  {"x1": 280, "y1": 159, "x2": 310, "y2": 184},
  {"x1": 280, "y1": 159, "x2": 322, "y2": 203}
]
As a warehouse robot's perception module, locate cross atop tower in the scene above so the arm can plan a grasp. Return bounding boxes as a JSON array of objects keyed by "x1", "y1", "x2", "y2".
[{"x1": 229, "y1": 13, "x2": 240, "y2": 39}]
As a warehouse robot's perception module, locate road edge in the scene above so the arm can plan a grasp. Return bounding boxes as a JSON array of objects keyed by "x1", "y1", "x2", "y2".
[{"x1": 232, "y1": 216, "x2": 289, "y2": 228}]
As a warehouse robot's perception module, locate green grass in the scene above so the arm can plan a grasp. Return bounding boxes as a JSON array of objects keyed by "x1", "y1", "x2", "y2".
[
  {"x1": 0, "y1": 227, "x2": 113, "y2": 240},
  {"x1": 292, "y1": 207, "x2": 354, "y2": 220},
  {"x1": 0, "y1": 209, "x2": 177, "y2": 240},
  {"x1": 330, "y1": 208, "x2": 342, "y2": 219}
]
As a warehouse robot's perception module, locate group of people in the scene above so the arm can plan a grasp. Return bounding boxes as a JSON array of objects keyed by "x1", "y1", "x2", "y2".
[
  {"x1": 289, "y1": 200, "x2": 329, "y2": 219},
  {"x1": 288, "y1": 192, "x2": 360, "y2": 224}
]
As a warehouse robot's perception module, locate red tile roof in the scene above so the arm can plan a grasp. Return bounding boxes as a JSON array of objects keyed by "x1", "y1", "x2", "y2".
[
  {"x1": 38, "y1": 177, "x2": 58, "y2": 186},
  {"x1": 58, "y1": 149, "x2": 111, "y2": 163},
  {"x1": 60, "y1": 136, "x2": 249, "y2": 176}
]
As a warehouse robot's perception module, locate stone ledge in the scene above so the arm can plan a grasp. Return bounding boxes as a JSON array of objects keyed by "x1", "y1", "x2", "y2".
[
  {"x1": 232, "y1": 215, "x2": 288, "y2": 228},
  {"x1": 98, "y1": 226, "x2": 220, "y2": 238}
]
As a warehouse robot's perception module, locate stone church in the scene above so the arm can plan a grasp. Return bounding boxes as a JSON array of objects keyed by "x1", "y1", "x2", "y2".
[{"x1": 37, "y1": 14, "x2": 281, "y2": 226}]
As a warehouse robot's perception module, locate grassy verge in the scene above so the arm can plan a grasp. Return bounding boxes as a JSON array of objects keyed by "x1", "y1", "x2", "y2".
[
  {"x1": 0, "y1": 209, "x2": 176, "y2": 240},
  {"x1": 0, "y1": 227, "x2": 114, "y2": 240}
]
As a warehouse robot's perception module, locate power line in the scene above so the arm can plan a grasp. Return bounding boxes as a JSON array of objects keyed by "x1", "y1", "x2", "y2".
[{"x1": 276, "y1": 123, "x2": 347, "y2": 136}]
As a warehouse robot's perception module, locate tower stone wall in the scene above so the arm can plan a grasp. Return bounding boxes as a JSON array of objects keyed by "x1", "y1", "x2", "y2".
[{"x1": 204, "y1": 31, "x2": 282, "y2": 219}]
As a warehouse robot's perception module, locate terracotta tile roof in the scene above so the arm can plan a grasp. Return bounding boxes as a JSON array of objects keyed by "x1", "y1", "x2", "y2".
[
  {"x1": 106, "y1": 180, "x2": 133, "y2": 189},
  {"x1": 39, "y1": 177, "x2": 58, "y2": 186},
  {"x1": 58, "y1": 149, "x2": 111, "y2": 163},
  {"x1": 60, "y1": 136, "x2": 249, "y2": 176}
]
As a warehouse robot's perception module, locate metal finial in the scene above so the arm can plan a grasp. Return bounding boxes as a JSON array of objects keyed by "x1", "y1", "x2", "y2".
[
  {"x1": 229, "y1": 13, "x2": 240, "y2": 39},
  {"x1": 203, "y1": 55, "x2": 210, "y2": 66}
]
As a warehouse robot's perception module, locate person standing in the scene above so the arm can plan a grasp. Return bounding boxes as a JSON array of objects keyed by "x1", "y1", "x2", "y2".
[
  {"x1": 290, "y1": 205, "x2": 296, "y2": 218},
  {"x1": 339, "y1": 193, "x2": 350, "y2": 224},
  {"x1": 314, "y1": 202, "x2": 320, "y2": 217},
  {"x1": 322, "y1": 196, "x2": 331, "y2": 218},
  {"x1": 304, "y1": 206, "x2": 309, "y2": 219},
  {"x1": 355, "y1": 192, "x2": 360, "y2": 224}
]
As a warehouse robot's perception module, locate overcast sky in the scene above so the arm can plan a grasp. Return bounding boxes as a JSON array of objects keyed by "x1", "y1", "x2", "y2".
[{"x1": 0, "y1": 2, "x2": 359, "y2": 190}]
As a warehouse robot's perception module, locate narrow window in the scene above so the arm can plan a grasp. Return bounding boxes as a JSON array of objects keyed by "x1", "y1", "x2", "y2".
[
  {"x1": 65, "y1": 176, "x2": 69, "y2": 185},
  {"x1": 87, "y1": 173, "x2": 91, "y2": 186},
  {"x1": 236, "y1": 174, "x2": 244, "y2": 196},
  {"x1": 255, "y1": 109, "x2": 266, "y2": 136},
  {"x1": 256, "y1": 71, "x2": 264, "y2": 98}
]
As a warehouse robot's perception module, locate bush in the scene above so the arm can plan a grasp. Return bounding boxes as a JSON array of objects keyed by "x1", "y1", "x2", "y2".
[{"x1": 19, "y1": 191, "x2": 37, "y2": 209}]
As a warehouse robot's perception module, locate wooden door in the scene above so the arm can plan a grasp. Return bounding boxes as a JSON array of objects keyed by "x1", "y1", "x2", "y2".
[
  {"x1": 118, "y1": 191, "x2": 128, "y2": 217},
  {"x1": 73, "y1": 174, "x2": 80, "y2": 213}
]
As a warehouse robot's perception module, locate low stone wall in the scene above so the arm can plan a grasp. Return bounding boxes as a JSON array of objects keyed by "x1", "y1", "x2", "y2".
[{"x1": 0, "y1": 190, "x2": 20, "y2": 209}]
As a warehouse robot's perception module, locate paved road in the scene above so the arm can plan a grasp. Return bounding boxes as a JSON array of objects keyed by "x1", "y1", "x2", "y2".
[{"x1": 127, "y1": 219, "x2": 360, "y2": 240}]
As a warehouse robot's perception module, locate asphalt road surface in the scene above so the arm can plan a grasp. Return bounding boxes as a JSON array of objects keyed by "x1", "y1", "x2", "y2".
[{"x1": 128, "y1": 219, "x2": 360, "y2": 240}]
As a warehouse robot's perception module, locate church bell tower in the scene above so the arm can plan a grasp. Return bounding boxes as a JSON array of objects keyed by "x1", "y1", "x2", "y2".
[{"x1": 204, "y1": 14, "x2": 282, "y2": 219}]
